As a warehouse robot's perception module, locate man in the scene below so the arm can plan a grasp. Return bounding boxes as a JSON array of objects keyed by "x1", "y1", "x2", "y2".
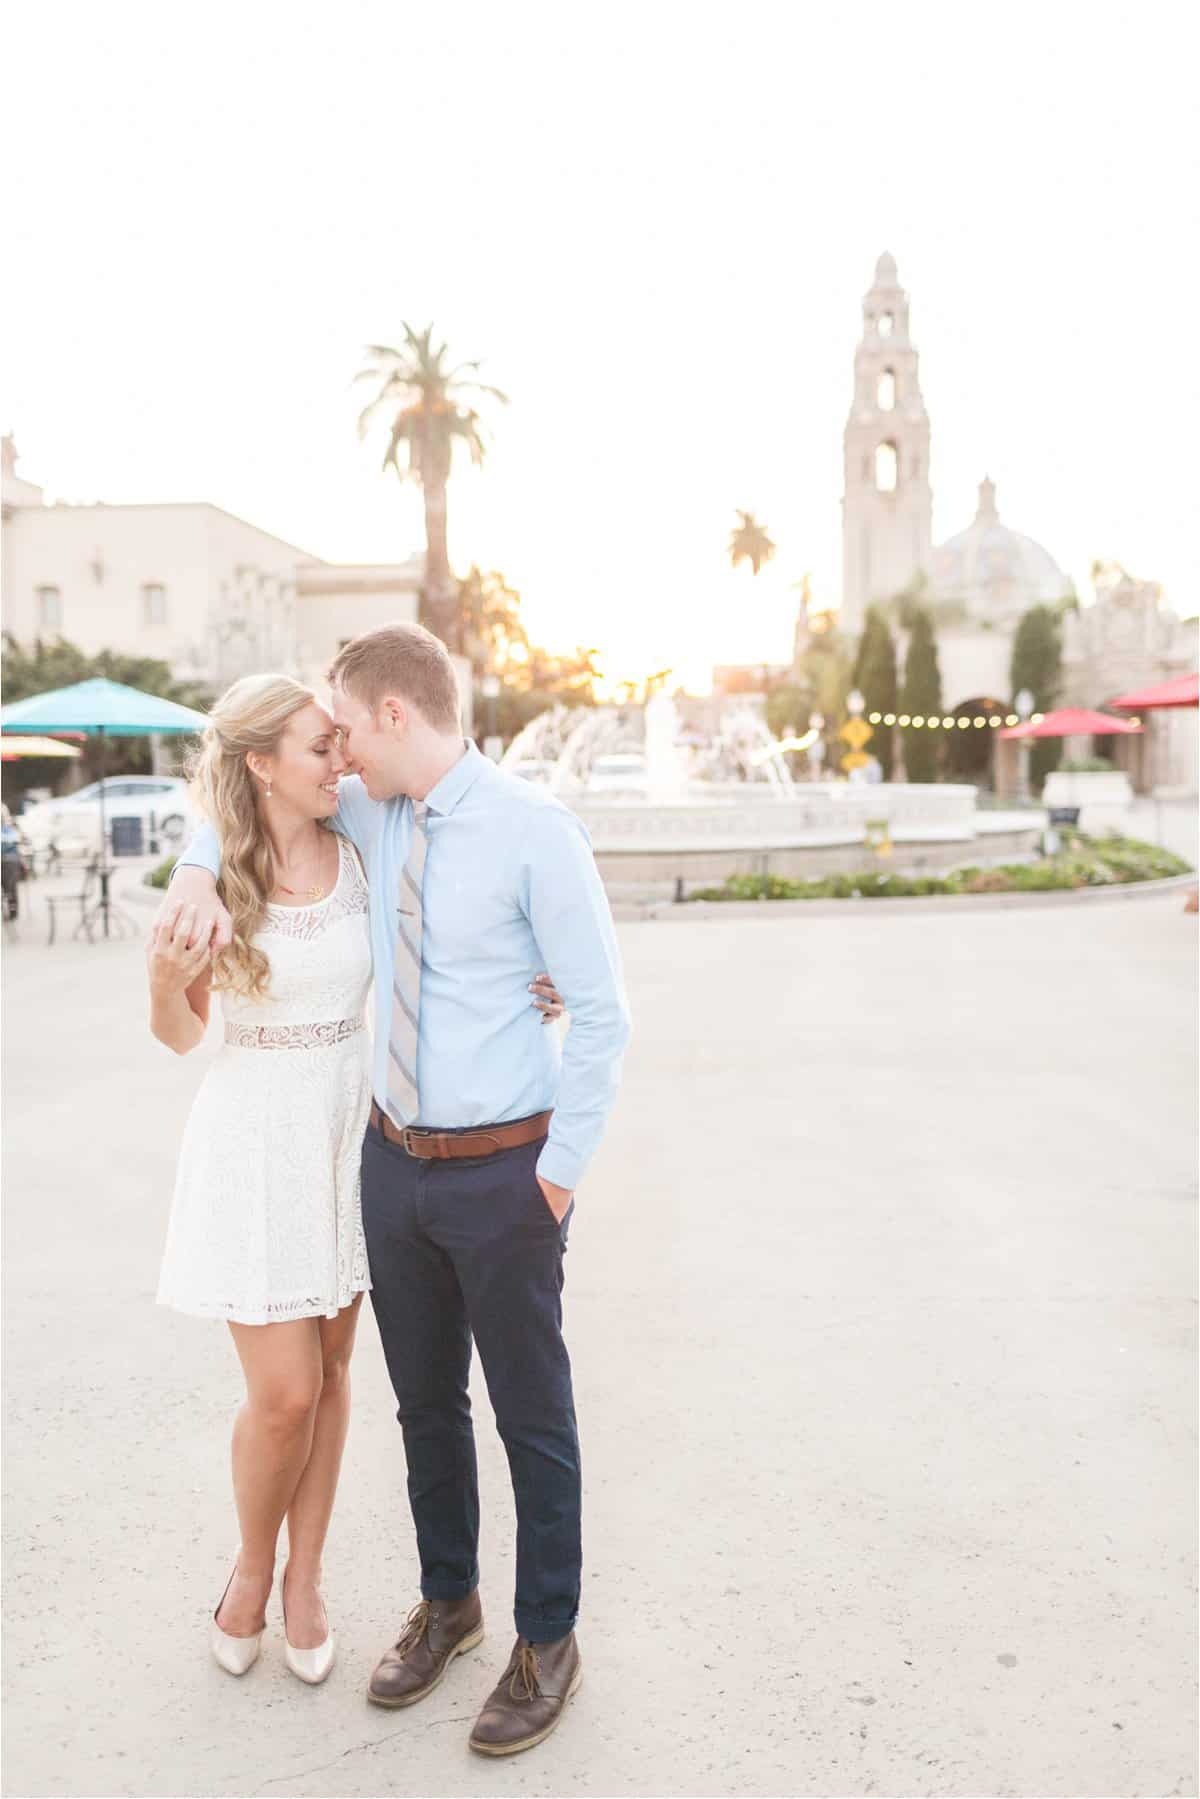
[{"x1": 163, "y1": 623, "x2": 631, "y2": 1755}]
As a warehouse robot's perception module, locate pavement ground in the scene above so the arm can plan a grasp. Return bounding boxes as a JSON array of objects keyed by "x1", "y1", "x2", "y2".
[{"x1": 2, "y1": 876, "x2": 1196, "y2": 1798}]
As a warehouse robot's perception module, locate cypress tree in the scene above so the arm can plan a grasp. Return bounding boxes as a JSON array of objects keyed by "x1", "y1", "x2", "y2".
[
  {"x1": 900, "y1": 607, "x2": 942, "y2": 782},
  {"x1": 1010, "y1": 605, "x2": 1063, "y2": 788},
  {"x1": 851, "y1": 605, "x2": 898, "y2": 778}
]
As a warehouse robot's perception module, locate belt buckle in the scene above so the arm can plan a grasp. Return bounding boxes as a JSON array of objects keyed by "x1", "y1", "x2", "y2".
[{"x1": 400, "y1": 1125, "x2": 423, "y2": 1156}]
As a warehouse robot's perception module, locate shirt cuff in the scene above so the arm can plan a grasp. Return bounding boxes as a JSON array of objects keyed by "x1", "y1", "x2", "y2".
[{"x1": 536, "y1": 1141, "x2": 585, "y2": 1193}]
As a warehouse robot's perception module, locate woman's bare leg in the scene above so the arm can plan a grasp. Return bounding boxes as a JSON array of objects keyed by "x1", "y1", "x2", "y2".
[
  {"x1": 217, "y1": 1318, "x2": 324, "y2": 1637},
  {"x1": 282, "y1": 1295, "x2": 364, "y2": 1647}
]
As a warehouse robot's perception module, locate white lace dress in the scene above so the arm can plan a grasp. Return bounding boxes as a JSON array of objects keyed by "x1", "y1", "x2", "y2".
[{"x1": 156, "y1": 833, "x2": 373, "y2": 1326}]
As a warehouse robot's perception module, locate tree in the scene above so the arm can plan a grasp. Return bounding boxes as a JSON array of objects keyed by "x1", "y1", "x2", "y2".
[
  {"x1": 851, "y1": 606, "x2": 898, "y2": 778},
  {"x1": 457, "y1": 567, "x2": 529, "y2": 683},
  {"x1": 1010, "y1": 604, "x2": 1063, "y2": 788},
  {"x1": 492, "y1": 646, "x2": 601, "y2": 741},
  {"x1": 727, "y1": 510, "x2": 776, "y2": 577},
  {"x1": 355, "y1": 325, "x2": 507, "y2": 648},
  {"x1": 899, "y1": 607, "x2": 943, "y2": 782}
]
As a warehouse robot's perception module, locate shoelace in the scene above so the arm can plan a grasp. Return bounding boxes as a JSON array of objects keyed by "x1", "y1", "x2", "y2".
[
  {"x1": 508, "y1": 1643, "x2": 542, "y2": 1702},
  {"x1": 393, "y1": 1599, "x2": 431, "y2": 1657}
]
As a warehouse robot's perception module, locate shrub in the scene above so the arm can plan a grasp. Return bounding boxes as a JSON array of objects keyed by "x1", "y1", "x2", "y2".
[
  {"x1": 146, "y1": 856, "x2": 177, "y2": 890},
  {"x1": 687, "y1": 833, "x2": 1189, "y2": 903}
]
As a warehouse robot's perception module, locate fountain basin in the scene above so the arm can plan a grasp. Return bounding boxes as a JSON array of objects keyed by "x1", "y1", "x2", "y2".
[{"x1": 567, "y1": 784, "x2": 1040, "y2": 893}]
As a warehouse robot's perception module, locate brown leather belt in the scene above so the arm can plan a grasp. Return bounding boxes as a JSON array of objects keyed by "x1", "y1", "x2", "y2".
[{"x1": 369, "y1": 1100, "x2": 552, "y2": 1160}]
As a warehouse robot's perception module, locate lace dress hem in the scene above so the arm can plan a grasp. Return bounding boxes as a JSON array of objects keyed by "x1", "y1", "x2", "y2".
[{"x1": 155, "y1": 1277, "x2": 371, "y2": 1327}]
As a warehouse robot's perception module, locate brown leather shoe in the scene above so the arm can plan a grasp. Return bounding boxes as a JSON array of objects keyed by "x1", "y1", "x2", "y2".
[
  {"x1": 468, "y1": 1632, "x2": 582, "y2": 1756},
  {"x1": 367, "y1": 1593, "x2": 484, "y2": 1708}
]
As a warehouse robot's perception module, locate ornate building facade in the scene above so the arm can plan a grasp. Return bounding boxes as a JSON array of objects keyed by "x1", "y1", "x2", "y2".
[{"x1": 838, "y1": 258, "x2": 1197, "y2": 791}]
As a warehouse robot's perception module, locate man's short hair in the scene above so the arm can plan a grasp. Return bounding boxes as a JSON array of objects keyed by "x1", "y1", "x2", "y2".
[{"x1": 328, "y1": 623, "x2": 461, "y2": 733}]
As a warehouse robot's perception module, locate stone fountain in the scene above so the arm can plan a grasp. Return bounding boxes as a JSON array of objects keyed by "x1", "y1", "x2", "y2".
[{"x1": 501, "y1": 698, "x2": 1038, "y2": 892}]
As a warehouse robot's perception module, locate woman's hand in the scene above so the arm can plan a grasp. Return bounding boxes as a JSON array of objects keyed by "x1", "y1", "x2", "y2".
[
  {"x1": 147, "y1": 904, "x2": 214, "y2": 995},
  {"x1": 528, "y1": 971, "x2": 565, "y2": 1025},
  {"x1": 155, "y1": 866, "x2": 233, "y2": 952}
]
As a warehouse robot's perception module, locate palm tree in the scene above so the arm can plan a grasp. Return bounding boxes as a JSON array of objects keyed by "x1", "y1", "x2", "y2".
[
  {"x1": 728, "y1": 510, "x2": 776, "y2": 577},
  {"x1": 355, "y1": 325, "x2": 508, "y2": 648}
]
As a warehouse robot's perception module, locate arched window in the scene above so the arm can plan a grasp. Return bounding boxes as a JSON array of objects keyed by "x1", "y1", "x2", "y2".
[
  {"x1": 878, "y1": 313, "x2": 894, "y2": 339},
  {"x1": 877, "y1": 369, "x2": 896, "y2": 411},
  {"x1": 875, "y1": 442, "x2": 898, "y2": 493}
]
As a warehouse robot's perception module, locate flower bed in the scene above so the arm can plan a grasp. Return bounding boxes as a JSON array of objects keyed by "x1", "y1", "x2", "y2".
[{"x1": 686, "y1": 833, "x2": 1191, "y2": 903}]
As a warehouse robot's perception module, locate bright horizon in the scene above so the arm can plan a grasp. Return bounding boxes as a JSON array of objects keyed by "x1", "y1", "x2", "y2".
[{"x1": 4, "y1": 3, "x2": 1196, "y2": 695}]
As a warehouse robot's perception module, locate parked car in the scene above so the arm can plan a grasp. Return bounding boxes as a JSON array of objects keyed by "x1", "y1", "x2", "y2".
[
  {"x1": 587, "y1": 754, "x2": 649, "y2": 796},
  {"x1": 19, "y1": 776, "x2": 194, "y2": 856}
]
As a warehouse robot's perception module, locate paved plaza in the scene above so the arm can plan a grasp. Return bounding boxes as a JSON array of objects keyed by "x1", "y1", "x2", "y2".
[{"x1": 2, "y1": 881, "x2": 1196, "y2": 1798}]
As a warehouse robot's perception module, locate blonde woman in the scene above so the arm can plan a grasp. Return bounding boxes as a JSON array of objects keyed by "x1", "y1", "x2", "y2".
[{"x1": 150, "y1": 674, "x2": 560, "y2": 1687}]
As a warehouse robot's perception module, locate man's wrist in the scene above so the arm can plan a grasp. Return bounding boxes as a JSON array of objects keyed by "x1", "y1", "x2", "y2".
[{"x1": 536, "y1": 1144, "x2": 583, "y2": 1192}]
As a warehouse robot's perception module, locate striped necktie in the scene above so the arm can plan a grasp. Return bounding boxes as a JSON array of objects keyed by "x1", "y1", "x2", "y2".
[{"x1": 386, "y1": 799, "x2": 428, "y2": 1126}]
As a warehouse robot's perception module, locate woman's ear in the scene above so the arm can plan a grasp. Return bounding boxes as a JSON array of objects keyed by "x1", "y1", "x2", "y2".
[{"x1": 245, "y1": 751, "x2": 270, "y2": 787}]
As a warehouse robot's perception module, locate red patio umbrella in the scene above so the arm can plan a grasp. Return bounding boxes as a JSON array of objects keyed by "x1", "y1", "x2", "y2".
[
  {"x1": 1109, "y1": 671, "x2": 1198, "y2": 711},
  {"x1": 999, "y1": 707, "x2": 1143, "y2": 740}
]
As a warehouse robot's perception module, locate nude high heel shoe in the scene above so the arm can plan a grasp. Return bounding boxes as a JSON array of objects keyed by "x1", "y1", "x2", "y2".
[
  {"x1": 281, "y1": 1565, "x2": 335, "y2": 1686},
  {"x1": 210, "y1": 1560, "x2": 268, "y2": 1676}
]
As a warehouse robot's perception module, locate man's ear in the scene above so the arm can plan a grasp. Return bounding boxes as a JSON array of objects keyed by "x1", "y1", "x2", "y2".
[{"x1": 379, "y1": 694, "x2": 410, "y2": 734}]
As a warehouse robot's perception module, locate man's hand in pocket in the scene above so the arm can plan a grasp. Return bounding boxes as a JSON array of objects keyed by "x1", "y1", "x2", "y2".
[{"x1": 537, "y1": 1176, "x2": 573, "y2": 1224}]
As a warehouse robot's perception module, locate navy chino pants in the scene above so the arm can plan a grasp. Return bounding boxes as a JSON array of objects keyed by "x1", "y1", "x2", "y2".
[{"x1": 361, "y1": 1119, "x2": 581, "y2": 1644}]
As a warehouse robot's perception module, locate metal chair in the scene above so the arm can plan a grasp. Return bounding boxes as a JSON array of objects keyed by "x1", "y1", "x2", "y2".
[{"x1": 46, "y1": 858, "x2": 102, "y2": 945}]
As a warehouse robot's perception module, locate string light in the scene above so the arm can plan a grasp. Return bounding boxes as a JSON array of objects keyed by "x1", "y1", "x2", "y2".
[
  {"x1": 1005, "y1": 714, "x2": 1019, "y2": 726},
  {"x1": 868, "y1": 712, "x2": 882, "y2": 724},
  {"x1": 898, "y1": 714, "x2": 911, "y2": 726},
  {"x1": 883, "y1": 713, "x2": 896, "y2": 726},
  {"x1": 988, "y1": 717, "x2": 1001, "y2": 727}
]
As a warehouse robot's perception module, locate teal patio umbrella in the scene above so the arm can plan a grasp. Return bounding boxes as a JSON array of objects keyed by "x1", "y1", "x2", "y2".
[{"x1": 0, "y1": 678, "x2": 210, "y2": 936}]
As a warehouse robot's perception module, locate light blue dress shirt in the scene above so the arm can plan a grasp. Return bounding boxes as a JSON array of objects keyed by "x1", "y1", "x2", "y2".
[{"x1": 177, "y1": 743, "x2": 632, "y2": 1191}]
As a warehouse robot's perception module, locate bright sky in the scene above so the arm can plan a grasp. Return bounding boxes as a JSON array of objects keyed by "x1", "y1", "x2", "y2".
[{"x1": 4, "y1": 1, "x2": 1196, "y2": 693}]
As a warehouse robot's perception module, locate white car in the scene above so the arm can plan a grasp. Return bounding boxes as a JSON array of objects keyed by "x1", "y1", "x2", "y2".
[
  {"x1": 19, "y1": 776, "x2": 195, "y2": 855},
  {"x1": 587, "y1": 754, "x2": 649, "y2": 796}
]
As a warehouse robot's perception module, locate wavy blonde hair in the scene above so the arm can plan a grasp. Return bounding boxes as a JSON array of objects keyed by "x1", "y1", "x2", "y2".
[{"x1": 188, "y1": 673, "x2": 321, "y2": 998}]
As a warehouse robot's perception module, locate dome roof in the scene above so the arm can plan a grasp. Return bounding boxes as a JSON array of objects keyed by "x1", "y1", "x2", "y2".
[{"x1": 931, "y1": 478, "x2": 1070, "y2": 623}]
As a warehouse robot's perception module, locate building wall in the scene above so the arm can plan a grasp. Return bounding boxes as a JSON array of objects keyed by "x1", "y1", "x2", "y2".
[
  {"x1": 294, "y1": 565, "x2": 422, "y2": 685},
  {"x1": 927, "y1": 627, "x2": 1012, "y2": 711},
  {"x1": 2, "y1": 501, "x2": 319, "y2": 682}
]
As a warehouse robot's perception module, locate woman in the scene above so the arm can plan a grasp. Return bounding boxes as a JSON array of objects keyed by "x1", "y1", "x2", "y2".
[{"x1": 150, "y1": 674, "x2": 561, "y2": 1686}]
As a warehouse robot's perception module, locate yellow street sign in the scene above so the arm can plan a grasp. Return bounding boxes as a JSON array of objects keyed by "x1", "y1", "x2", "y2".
[
  {"x1": 840, "y1": 750, "x2": 871, "y2": 772},
  {"x1": 839, "y1": 716, "x2": 873, "y2": 751}
]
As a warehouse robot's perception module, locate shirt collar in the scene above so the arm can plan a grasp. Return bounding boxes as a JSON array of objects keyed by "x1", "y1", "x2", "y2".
[{"x1": 422, "y1": 740, "x2": 488, "y2": 817}]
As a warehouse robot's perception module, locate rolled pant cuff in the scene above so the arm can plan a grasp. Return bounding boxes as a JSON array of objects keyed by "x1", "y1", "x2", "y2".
[
  {"x1": 515, "y1": 1611, "x2": 577, "y2": 1645},
  {"x1": 421, "y1": 1574, "x2": 479, "y2": 1603}
]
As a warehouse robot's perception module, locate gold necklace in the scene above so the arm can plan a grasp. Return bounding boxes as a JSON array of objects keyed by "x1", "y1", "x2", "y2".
[{"x1": 274, "y1": 836, "x2": 331, "y2": 901}]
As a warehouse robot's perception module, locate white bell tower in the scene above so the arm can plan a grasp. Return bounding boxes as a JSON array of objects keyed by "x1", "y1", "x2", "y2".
[{"x1": 840, "y1": 252, "x2": 933, "y2": 638}]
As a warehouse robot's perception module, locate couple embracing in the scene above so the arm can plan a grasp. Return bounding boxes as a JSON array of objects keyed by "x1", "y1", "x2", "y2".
[{"x1": 150, "y1": 622, "x2": 631, "y2": 1757}]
